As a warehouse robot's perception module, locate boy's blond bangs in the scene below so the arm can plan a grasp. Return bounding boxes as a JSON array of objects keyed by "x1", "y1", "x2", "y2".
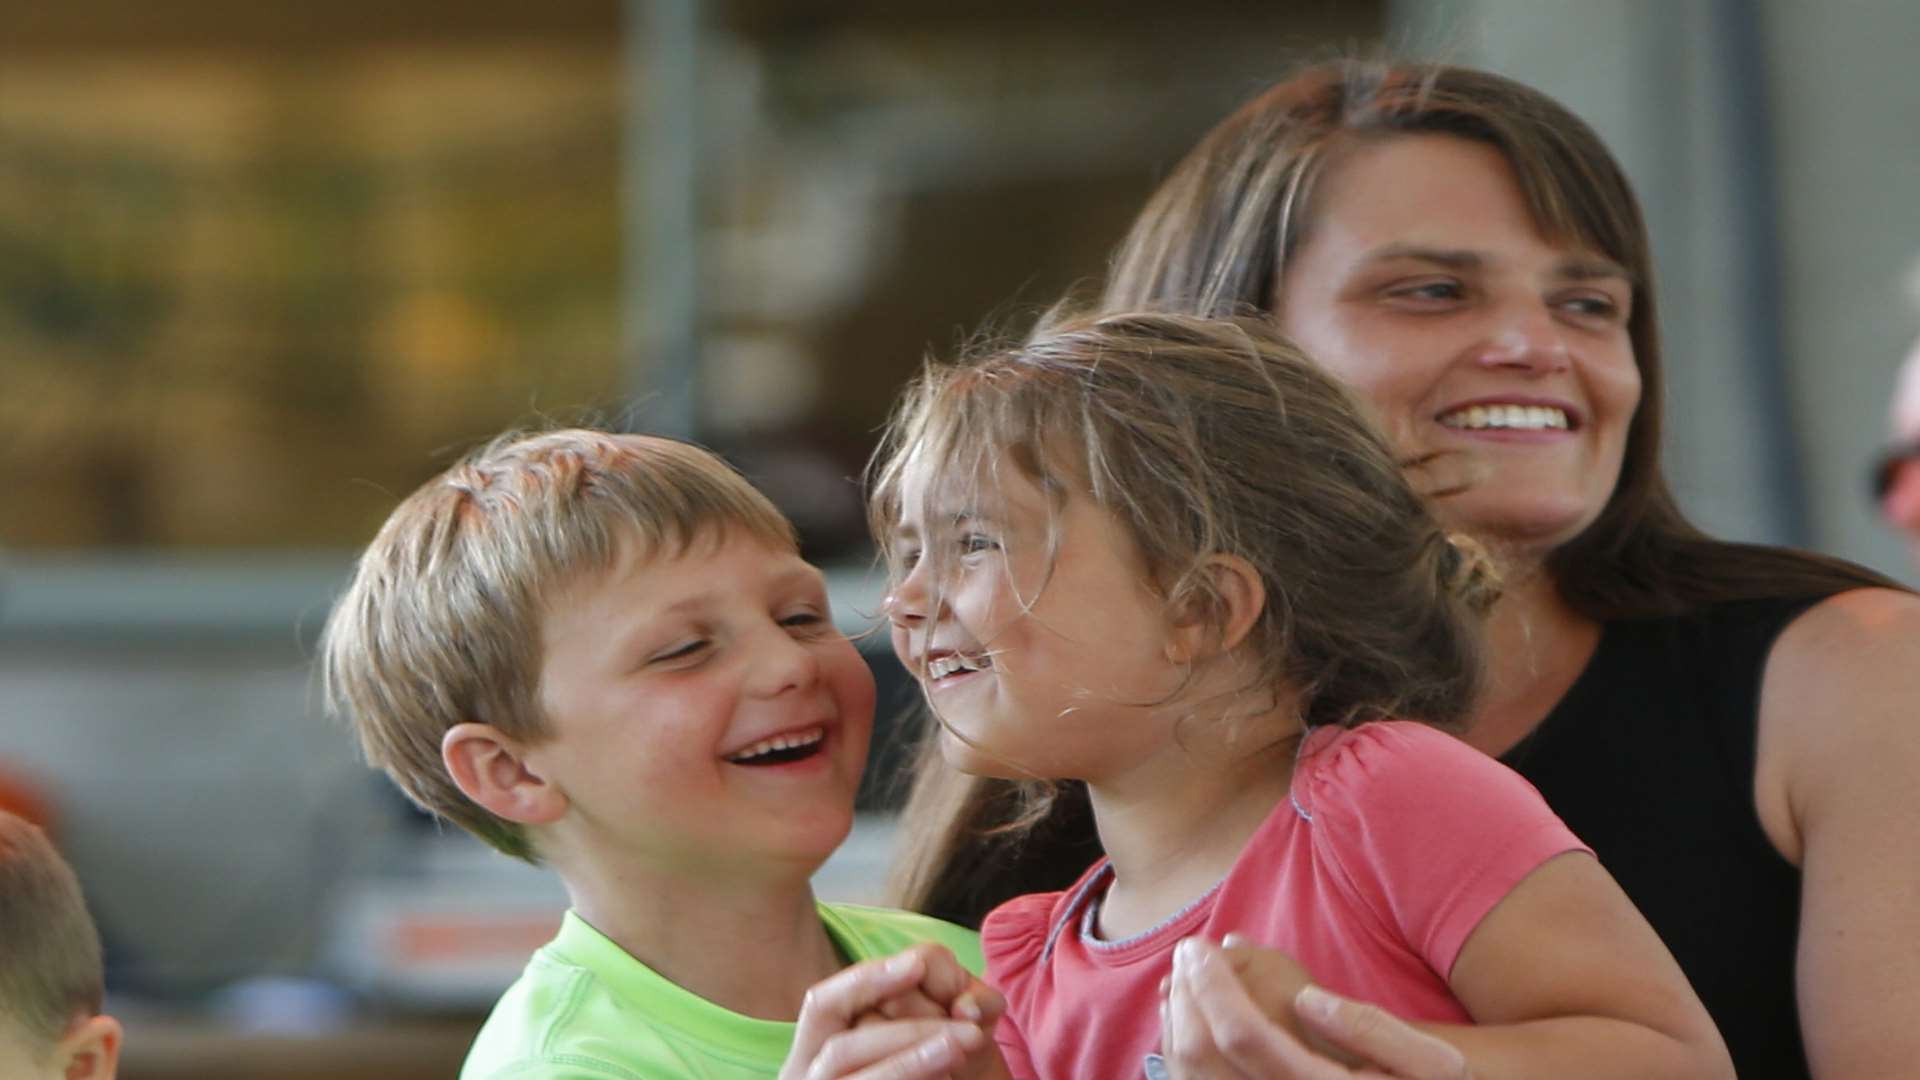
[{"x1": 319, "y1": 430, "x2": 795, "y2": 861}]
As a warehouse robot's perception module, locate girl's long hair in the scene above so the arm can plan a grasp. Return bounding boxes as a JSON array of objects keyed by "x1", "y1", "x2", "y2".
[{"x1": 874, "y1": 311, "x2": 1502, "y2": 918}]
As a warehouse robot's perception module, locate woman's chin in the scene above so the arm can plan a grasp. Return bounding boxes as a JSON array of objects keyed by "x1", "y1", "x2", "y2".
[{"x1": 1438, "y1": 500, "x2": 1602, "y2": 562}]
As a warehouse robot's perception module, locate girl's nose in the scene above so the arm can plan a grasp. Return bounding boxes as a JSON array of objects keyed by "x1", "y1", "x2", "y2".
[{"x1": 885, "y1": 560, "x2": 931, "y2": 626}]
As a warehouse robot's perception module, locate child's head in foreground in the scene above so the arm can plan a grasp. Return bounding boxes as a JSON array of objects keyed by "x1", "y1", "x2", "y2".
[
  {"x1": 321, "y1": 429, "x2": 876, "y2": 881},
  {"x1": 871, "y1": 312, "x2": 1496, "y2": 789},
  {"x1": 0, "y1": 812, "x2": 119, "y2": 1080}
]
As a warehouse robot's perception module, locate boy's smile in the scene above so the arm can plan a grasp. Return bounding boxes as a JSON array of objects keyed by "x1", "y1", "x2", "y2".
[{"x1": 528, "y1": 528, "x2": 875, "y2": 877}]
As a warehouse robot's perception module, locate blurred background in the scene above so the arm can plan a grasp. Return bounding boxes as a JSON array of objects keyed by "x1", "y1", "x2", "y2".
[{"x1": 2, "y1": 1, "x2": 1917, "y2": 1075}]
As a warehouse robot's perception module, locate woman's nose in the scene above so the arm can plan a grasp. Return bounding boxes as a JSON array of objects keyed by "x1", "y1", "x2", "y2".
[{"x1": 1473, "y1": 301, "x2": 1571, "y2": 373}]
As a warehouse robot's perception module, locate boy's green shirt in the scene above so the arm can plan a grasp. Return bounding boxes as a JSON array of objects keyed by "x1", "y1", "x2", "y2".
[{"x1": 460, "y1": 902, "x2": 984, "y2": 1079}]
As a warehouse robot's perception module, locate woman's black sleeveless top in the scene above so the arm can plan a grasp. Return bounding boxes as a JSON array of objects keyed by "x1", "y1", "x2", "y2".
[{"x1": 1501, "y1": 594, "x2": 1830, "y2": 1080}]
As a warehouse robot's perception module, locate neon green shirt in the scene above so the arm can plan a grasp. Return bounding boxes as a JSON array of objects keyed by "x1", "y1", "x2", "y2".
[{"x1": 459, "y1": 902, "x2": 984, "y2": 1080}]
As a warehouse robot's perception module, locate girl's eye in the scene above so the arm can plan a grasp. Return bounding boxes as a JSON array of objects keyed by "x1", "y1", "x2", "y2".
[{"x1": 959, "y1": 532, "x2": 1000, "y2": 555}]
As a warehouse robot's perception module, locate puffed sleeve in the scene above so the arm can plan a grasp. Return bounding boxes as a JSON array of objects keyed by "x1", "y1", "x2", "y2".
[
  {"x1": 980, "y1": 891, "x2": 1057, "y2": 1080},
  {"x1": 1294, "y1": 722, "x2": 1591, "y2": 979}
]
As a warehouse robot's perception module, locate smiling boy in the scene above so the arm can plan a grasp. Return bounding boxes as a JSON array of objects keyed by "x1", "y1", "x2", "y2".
[{"x1": 320, "y1": 429, "x2": 981, "y2": 1079}]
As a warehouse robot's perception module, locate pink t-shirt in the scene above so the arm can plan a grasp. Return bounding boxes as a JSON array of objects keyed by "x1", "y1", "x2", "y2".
[{"x1": 981, "y1": 721, "x2": 1591, "y2": 1080}]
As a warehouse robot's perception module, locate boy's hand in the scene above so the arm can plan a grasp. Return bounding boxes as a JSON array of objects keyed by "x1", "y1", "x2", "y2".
[{"x1": 782, "y1": 946, "x2": 1010, "y2": 1080}]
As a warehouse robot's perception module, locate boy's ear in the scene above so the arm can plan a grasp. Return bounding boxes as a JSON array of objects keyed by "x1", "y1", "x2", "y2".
[
  {"x1": 53, "y1": 1014, "x2": 120, "y2": 1080},
  {"x1": 442, "y1": 723, "x2": 568, "y2": 826},
  {"x1": 1166, "y1": 553, "x2": 1266, "y2": 663}
]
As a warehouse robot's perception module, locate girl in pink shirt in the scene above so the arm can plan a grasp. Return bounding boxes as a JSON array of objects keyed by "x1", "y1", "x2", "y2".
[{"x1": 806, "y1": 312, "x2": 1730, "y2": 1080}]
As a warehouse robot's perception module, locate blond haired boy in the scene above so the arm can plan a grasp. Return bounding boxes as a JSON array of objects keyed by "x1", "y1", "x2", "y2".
[
  {"x1": 320, "y1": 430, "x2": 982, "y2": 1080},
  {"x1": 0, "y1": 811, "x2": 121, "y2": 1080}
]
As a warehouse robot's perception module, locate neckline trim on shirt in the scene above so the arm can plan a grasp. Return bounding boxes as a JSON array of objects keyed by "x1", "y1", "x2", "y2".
[
  {"x1": 1040, "y1": 862, "x2": 1227, "y2": 965},
  {"x1": 1078, "y1": 865, "x2": 1226, "y2": 952}
]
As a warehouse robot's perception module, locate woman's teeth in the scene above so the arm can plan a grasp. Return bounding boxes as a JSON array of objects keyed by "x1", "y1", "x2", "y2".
[
  {"x1": 1439, "y1": 404, "x2": 1569, "y2": 431},
  {"x1": 927, "y1": 653, "x2": 991, "y2": 680}
]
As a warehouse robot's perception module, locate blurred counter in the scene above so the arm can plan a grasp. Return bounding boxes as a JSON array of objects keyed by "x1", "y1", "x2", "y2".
[{"x1": 120, "y1": 1015, "x2": 482, "y2": 1080}]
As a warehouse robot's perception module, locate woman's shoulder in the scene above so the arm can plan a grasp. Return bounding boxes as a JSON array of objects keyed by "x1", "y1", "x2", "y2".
[
  {"x1": 1696, "y1": 586, "x2": 1920, "y2": 725},
  {"x1": 1755, "y1": 589, "x2": 1920, "y2": 742}
]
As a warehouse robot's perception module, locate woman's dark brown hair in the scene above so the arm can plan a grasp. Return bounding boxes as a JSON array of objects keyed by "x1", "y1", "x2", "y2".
[{"x1": 890, "y1": 58, "x2": 1900, "y2": 925}]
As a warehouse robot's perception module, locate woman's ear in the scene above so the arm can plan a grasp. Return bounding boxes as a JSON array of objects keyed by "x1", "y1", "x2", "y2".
[
  {"x1": 1167, "y1": 553, "x2": 1266, "y2": 662},
  {"x1": 442, "y1": 723, "x2": 568, "y2": 826}
]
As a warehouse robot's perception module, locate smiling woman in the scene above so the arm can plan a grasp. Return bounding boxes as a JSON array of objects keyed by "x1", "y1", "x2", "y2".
[{"x1": 1272, "y1": 135, "x2": 1640, "y2": 554}]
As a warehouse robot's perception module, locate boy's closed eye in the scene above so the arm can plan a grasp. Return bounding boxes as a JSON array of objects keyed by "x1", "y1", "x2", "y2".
[
  {"x1": 780, "y1": 609, "x2": 831, "y2": 633},
  {"x1": 651, "y1": 639, "x2": 709, "y2": 664}
]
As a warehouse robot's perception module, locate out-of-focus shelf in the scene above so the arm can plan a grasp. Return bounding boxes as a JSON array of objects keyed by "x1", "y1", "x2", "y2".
[{"x1": 119, "y1": 1016, "x2": 482, "y2": 1080}]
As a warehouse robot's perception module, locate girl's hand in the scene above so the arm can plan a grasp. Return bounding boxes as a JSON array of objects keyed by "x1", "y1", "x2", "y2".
[
  {"x1": 1399, "y1": 448, "x2": 1487, "y2": 502},
  {"x1": 791, "y1": 1018, "x2": 1004, "y2": 1080},
  {"x1": 1164, "y1": 937, "x2": 1471, "y2": 1079},
  {"x1": 781, "y1": 945, "x2": 1009, "y2": 1080},
  {"x1": 852, "y1": 943, "x2": 1004, "y2": 1031}
]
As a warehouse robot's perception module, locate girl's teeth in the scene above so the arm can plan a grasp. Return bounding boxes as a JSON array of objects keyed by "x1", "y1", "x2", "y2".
[{"x1": 927, "y1": 654, "x2": 990, "y2": 679}]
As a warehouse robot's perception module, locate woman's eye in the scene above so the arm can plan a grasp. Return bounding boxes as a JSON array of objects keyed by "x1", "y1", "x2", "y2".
[
  {"x1": 1559, "y1": 294, "x2": 1626, "y2": 322},
  {"x1": 1384, "y1": 279, "x2": 1466, "y2": 306}
]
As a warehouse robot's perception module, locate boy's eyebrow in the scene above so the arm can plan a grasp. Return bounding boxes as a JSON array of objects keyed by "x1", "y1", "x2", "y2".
[{"x1": 654, "y1": 563, "x2": 825, "y2": 616}]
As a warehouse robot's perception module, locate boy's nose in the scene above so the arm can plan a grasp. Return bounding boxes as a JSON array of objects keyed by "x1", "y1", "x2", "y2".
[{"x1": 751, "y1": 626, "x2": 823, "y2": 698}]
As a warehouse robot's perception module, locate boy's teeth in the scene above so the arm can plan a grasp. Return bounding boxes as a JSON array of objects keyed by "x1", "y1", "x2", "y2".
[
  {"x1": 1439, "y1": 404, "x2": 1569, "y2": 431},
  {"x1": 927, "y1": 653, "x2": 991, "y2": 679},
  {"x1": 726, "y1": 726, "x2": 824, "y2": 763}
]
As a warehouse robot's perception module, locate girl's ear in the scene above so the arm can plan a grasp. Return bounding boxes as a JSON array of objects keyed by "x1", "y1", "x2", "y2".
[
  {"x1": 51, "y1": 1013, "x2": 120, "y2": 1080},
  {"x1": 442, "y1": 724, "x2": 569, "y2": 826},
  {"x1": 1167, "y1": 553, "x2": 1266, "y2": 662}
]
